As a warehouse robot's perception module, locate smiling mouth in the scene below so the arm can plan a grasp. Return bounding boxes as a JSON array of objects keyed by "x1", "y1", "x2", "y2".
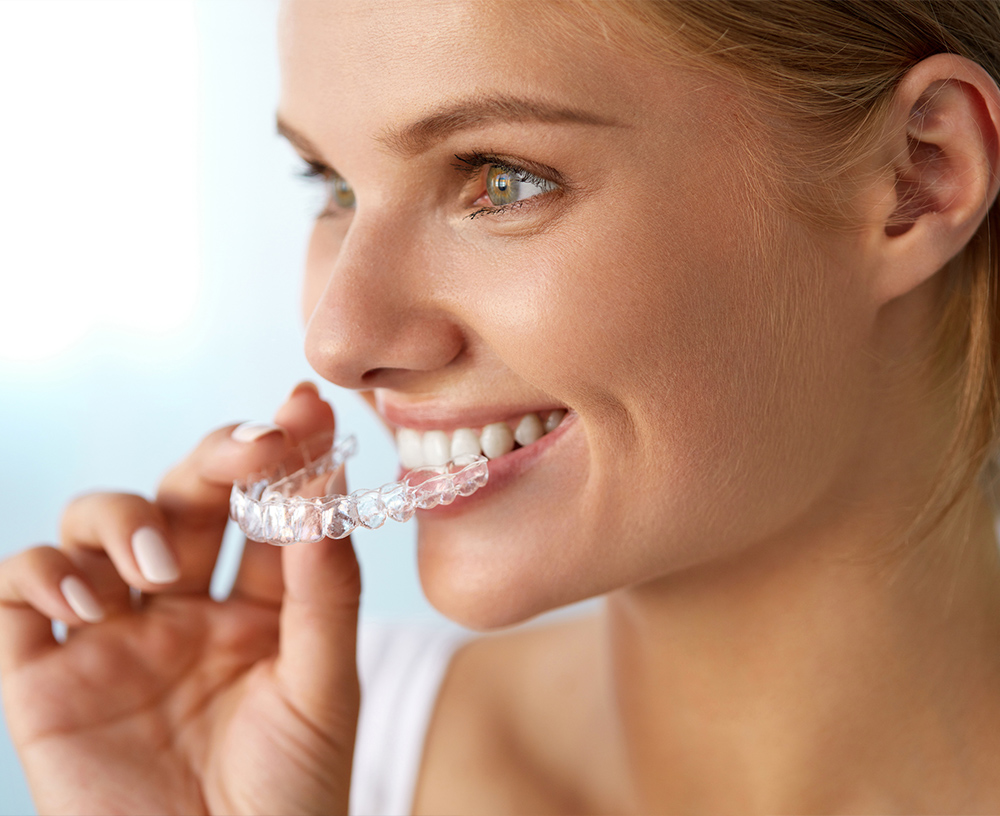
[{"x1": 395, "y1": 409, "x2": 569, "y2": 469}]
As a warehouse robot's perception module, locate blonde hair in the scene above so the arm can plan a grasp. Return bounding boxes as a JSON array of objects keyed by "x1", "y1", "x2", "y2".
[{"x1": 573, "y1": 0, "x2": 1000, "y2": 542}]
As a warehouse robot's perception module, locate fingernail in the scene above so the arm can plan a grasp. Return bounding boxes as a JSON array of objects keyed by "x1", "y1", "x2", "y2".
[
  {"x1": 231, "y1": 421, "x2": 283, "y2": 443},
  {"x1": 289, "y1": 380, "x2": 320, "y2": 398},
  {"x1": 60, "y1": 576, "x2": 104, "y2": 623},
  {"x1": 132, "y1": 527, "x2": 181, "y2": 584}
]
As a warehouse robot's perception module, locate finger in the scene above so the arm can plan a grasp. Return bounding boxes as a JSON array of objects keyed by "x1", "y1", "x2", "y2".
[
  {"x1": 273, "y1": 380, "x2": 336, "y2": 444},
  {"x1": 157, "y1": 421, "x2": 291, "y2": 526},
  {"x1": 154, "y1": 421, "x2": 294, "y2": 593},
  {"x1": 60, "y1": 492, "x2": 182, "y2": 594},
  {"x1": 231, "y1": 383, "x2": 338, "y2": 606},
  {"x1": 0, "y1": 547, "x2": 104, "y2": 674},
  {"x1": 274, "y1": 464, "x2": 361, "y2": 736},
  {"x1": 66, "y1": 547, "x2": 134, "y2": 617}
]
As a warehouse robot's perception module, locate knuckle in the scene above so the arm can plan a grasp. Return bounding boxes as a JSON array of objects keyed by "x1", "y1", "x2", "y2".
[
  {"x1": 62, "y1": 490, "x2": 148, "y2": 521},
  {"x1": 1, "y1": 545, "x2": 66, "y2": 587},
  {"x1": 21, "y1": 544, "x2": 62, "y2": 568},
  {"x1": 60, "y1": 488, "x2": 107, "y2": 518},
  {"x1": 59, "y1": 492, "x2": 160, "y2": 549}
]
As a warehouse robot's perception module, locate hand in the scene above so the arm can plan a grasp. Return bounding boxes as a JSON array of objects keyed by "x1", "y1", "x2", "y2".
[{"x1": 0, "y1": 384, "x2": 361, "y2": 816}]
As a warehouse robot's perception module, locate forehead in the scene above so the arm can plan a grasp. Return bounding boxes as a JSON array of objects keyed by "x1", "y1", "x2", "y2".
[{"x1": 277, "y1": 0, "x2": 700, "y2": 149}]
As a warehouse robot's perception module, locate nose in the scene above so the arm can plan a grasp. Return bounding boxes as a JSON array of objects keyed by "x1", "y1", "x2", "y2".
[{"x1": 303, "y1": 214, "x2": 466, "y2": 391}]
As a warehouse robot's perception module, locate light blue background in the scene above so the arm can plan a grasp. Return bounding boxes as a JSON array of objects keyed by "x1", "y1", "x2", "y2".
[{"x1": 0, "y1": 2, "x2": 442, "y2": 812}]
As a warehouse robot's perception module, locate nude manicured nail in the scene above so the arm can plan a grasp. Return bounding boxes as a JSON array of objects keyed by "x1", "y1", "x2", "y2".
[
  {"x1": 231, "y1": 421, "x2": 283, "y2": 443},
  {"x1": 60, "y1": 575, "x2": 104, "y2": 623},
  {"x1": 289, "y1": 380, "x2": 319, "y2": 398},
  {"x1": 132, "y1": 527, "x2": 180, "y2": 584}
]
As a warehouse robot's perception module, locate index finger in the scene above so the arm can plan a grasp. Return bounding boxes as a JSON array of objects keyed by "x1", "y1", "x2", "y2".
[
  {"x1": 231, "y1": 384, "x2": 339, "y2": 605},
  {"x1": 156, "y1": 384, "x2": 338, "y2": 597},
  {"x1": 156, "y1": 382, "x2": 336, "y2": 522}
]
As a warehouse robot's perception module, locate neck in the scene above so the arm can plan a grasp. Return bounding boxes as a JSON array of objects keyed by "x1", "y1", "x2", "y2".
[{"x1": 601, "y1": 490, "x2": 1000, "y2": 814}]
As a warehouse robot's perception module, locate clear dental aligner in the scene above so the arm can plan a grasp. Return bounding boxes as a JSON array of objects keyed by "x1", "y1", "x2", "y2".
[{"x1": 229, "y1": 433, "x2": 489, "y2": 545}]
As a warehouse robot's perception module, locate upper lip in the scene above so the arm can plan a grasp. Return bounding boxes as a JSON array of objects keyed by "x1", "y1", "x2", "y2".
[{"x1": 376, "y1": 397, "x2": 568, "y2": 432}]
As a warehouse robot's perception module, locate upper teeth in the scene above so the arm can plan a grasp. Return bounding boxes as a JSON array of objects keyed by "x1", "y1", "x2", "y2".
[{"x1": 395, "y1": 409, "x2": 567, "y2": 469}]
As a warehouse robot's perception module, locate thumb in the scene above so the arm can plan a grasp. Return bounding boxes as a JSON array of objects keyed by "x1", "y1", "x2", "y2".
[{"x1": 275, "y1": 464, "x2": 361, "y2": 734}]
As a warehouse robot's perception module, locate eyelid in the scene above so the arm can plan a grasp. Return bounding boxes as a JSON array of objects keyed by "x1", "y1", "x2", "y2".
[
  {"x1": 295, "y1": 150, "x2": 562, "y2": 222},
  {"x1": 286, "y1": 141, "x2": 347, "y2": 182},
  {"x1": 294, "y1": 156, "x2": 355, "y2": 219},
  {"x1": 298, "y1": 159, "x2": 328, "y2": 180},
  {"x1": 297, "y1": 157, "x2": 347, "y2": 182},
  {"x1": 454, "y1": 151, "x2": 565, "y2": 221},
  {"x1": 453, "y1": 151, "x2": 566, "y2": 187}
]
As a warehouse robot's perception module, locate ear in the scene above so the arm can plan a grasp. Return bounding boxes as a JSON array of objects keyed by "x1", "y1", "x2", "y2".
[{"x1": 868, "y1": 53, "x2": 1000, "y2": 305}]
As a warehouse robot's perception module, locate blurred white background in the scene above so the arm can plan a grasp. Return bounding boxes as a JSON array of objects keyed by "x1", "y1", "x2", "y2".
[{"x1": 0, "y1": 1, "x2": 439, "y2": 811}]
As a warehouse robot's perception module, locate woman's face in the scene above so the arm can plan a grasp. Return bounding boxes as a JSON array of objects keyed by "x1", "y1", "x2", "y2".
[{"x1": 279, "y1": 0, "x2": 878, "y2": 627}]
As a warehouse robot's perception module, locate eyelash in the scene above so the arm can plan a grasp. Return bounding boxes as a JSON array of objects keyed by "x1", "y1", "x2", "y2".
[
  {"x1": 295, "y1": 153, "x2": 560, "y2": 220},
  {"x1": 297, "y1": 159, "x2": 331, "y2": 183},
  {"x1": 297, "y1": 160, "x2": 349, "y2": 219},
  {"x1": 452, "y1": 152, "x2": 558, "y2": 220}
]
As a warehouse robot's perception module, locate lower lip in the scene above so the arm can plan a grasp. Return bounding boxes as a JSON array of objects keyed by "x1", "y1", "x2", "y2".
[{"x1": 409, "y1": 412, "x2": 578, "y2": 517}]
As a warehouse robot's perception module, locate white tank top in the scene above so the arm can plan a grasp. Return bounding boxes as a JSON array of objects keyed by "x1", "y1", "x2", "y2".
[{"x1": 349, "y1": 622, "x2": 470, "y2": 816}]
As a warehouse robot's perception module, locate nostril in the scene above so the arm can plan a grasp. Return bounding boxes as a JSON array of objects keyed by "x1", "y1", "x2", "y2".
[
  {"x1": 359, "y1": 365, "x2": 448, "y2": 389},
  {"x1": 361, "y1": 367, "x2": 391, "y2": 385},
  {"x1": 304, "y1": 285, "x2": 468, "y2": 390}
]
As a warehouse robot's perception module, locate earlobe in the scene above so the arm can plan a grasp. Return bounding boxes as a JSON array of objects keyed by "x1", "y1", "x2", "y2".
[{"x1": 871, "y1": 54, "x2": 1000, "y2": 305}]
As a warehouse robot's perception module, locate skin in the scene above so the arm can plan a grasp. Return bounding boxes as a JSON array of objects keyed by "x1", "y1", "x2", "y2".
[
  {"x1": 289, "y1": 0, "x2": 870, "y2": 629},
  {"x1": 3, "y1": 1, "x2": 1000, "y2": 813}
]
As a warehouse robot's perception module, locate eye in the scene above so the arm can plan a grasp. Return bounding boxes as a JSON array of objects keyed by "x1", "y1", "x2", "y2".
[
  {"x1": 298, "y1": 159, "x2": 356, "y2": 216},
  {"x1": 453, "y1": 153, "x2": 561, "y2": 218},
  {"x1": 485, "y1": 164, "x2": 556, "y2": 207},
  {"x1": 330, "y1": 176, "x2": 356, "y2": 209}
]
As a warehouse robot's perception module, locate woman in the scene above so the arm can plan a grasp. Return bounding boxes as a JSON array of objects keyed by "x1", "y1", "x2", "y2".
[{"x1": 3, "y1": 0, "x2": 1000, "y2": 812}]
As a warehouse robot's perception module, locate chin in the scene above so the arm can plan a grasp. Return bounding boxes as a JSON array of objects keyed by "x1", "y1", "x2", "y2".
[
  {"x1": 422, "y1": 585, "x2": 549, "y2": 632},
  {"x1": 417, "y1": 510, "x2": 616, "y2": 632},
  {"x1": 414, "y1": 521, "x2": 597, "y2": 631}
]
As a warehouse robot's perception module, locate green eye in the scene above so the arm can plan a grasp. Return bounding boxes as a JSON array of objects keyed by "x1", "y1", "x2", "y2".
[
  {"x1": 485, "y1": 164, "x2": 554, "y2": 207},
  {"x1": 332, "y1": 177, "x2": 356, "y2": 209},
  {"x1": 486, "y1": 166, "x2": 517, "y2": 206}
]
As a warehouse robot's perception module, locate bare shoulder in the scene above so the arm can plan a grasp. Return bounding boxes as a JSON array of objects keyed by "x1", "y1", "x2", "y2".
[{"x1": 412, "y1": 611, "x2": 605, "y2": 815}]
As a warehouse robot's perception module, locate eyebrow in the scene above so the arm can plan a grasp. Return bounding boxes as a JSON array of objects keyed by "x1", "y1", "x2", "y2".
[
  {"x1": 276, "y1": 117, "x2": 324, "y2": 160},
  {"x1": 276, "y1": 95, "x2": 622, "y2": 164},
  {"x1": 378, "y1": 95, "x2": 621, "y2": 156}
]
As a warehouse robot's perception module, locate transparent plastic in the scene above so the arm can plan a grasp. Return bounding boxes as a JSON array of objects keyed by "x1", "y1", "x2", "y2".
[{"x1": 229, "y1": 432, "x2": 489, "y2": 545}]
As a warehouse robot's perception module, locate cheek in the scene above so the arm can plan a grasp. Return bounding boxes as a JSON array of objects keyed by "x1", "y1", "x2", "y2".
[
  {"x1": 463, "y1": 175, "x2": 789, "y2": 421},
  {"x1": 464, "y1": 179, "x2": 870, "y2": 563}
]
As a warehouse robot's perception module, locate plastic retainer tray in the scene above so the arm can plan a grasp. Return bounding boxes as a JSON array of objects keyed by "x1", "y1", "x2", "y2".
[{"x1": 229, "y1": 433, "x2": 489, "y2": 545}]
